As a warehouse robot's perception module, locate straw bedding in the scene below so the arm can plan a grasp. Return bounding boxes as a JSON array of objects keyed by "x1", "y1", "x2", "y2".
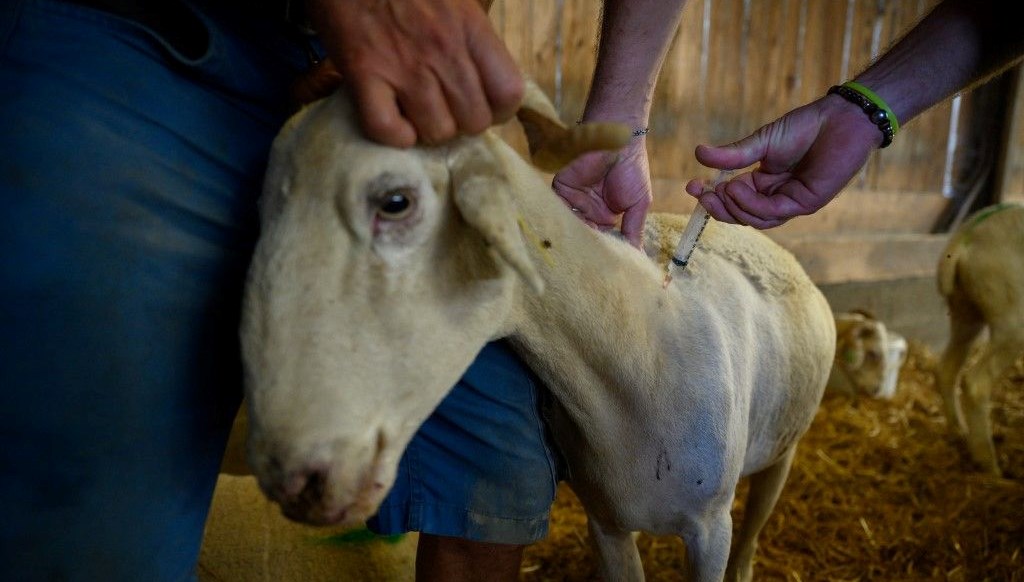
[{"x1": 520, "y1": 342, "x2": 1024, "y2": 581}]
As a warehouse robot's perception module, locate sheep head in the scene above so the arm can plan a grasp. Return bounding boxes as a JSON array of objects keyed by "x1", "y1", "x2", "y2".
[
  {"x1": 832, "y1": 311, "x2": 907, "y2": 399},
  {"x1": 239, "y1": 85, "x2": 628, "y2": 527}
]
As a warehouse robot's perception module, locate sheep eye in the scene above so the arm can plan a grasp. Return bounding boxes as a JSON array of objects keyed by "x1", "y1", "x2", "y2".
[{"x1": 377, "y1": 189, "x2": 415, "y2": 220}]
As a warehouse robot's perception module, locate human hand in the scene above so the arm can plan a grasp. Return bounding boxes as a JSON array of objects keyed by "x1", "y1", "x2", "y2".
[
  {"x1": 307, "y1": 0, "x2": 524, "y2": 148},
  {"x1": 684, "y1": 95, "x2": 882, "y2": 229},
  {"x1": 551, "y1": 139, "x2": 652, "y2": 249}
]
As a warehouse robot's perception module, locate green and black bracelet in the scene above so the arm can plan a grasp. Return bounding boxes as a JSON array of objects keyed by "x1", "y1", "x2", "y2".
[{"x1": 827, "y1": 81, "x2": 900, "y2": 148}]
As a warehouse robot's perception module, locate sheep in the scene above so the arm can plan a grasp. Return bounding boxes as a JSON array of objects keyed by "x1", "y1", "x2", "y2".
[
  {"x1": 827, "y1": 310, "x2": 908, "y2": 399},
  {"x1": 238, "y1": 86, "x2": 836, "y2": 582},
  {"x1": 935, "y1": 202, "x2": 1024, "y2": 477}
]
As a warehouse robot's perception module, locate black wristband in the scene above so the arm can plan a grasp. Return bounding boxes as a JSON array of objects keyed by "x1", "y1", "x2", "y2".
[{"x1": 827, "y1": 84, "x2": 896, "y2": 148}]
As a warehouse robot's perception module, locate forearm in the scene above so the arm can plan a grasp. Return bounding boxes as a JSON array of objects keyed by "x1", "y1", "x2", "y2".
[
  {"x1": 855, "y1": 0, "x2": 1024, "y2": 125},
  {"x1": 580, "y1": 0, "x2": 688, "y2": 127}
]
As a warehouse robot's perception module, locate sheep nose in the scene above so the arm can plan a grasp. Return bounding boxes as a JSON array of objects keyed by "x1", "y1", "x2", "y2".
[
  {"x1": 259, "y1": 453, "x2": 323, "y2": 501},
  {"x1": 273, "y1": 464, "x2": 342, "y2": 524},
  {"x1": 287, "y1": 466, "x2": 325, "y2": 503}
]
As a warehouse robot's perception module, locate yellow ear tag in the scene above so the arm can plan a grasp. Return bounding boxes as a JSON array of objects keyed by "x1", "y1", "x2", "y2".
[{"x1": 517, "y1": 216, "x2": 555, "y2": 267}]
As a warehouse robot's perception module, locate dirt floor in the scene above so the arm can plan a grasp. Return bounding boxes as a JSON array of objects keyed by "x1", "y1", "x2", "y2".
[{"x1": 520, "y1": 342, "x2": 1024, "y2": 581}]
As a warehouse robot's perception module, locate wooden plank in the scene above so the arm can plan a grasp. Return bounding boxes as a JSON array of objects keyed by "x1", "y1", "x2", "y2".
[
  {"x1": 557, "y1": 0, "x2": 601, "y2": 122},
  {"x1": 767, "y1": 232, "x2": 950, "y2": 285},
  {"x1": 993, "y1": 64, "x2": 1024, "y2": 203},
  {"x1": 648, "y1": 0, "x2": 704, "y2": 181}
]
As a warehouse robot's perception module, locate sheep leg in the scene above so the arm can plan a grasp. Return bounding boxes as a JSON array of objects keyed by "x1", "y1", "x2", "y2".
[
  {"x1": 937, "y1": 298, "x2": 984, "y2": 435},
  {"x1": 681, "y1": 504, "x2": 733, "y2": 582},
  {"x1": 724, "y1": 447, "x2": 796, "y2": 582},
  {"x1": 960, "y1": 328, "x2": 1022, "y2": 477},
  {"x1": 586, "y1": 515, "x2": 644, "y2": 581}
]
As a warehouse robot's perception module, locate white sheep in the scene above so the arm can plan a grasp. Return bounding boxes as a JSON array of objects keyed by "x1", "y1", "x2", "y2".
[
  {"x1": 239, "y1": 87, "x2": 836, "y2": 582},
  {"x1": 827, "y1": 310, "x2": 908, "y2": 399},
  {"x1": 935, "y1": 202, "x2": 1024, "y2": 477}
]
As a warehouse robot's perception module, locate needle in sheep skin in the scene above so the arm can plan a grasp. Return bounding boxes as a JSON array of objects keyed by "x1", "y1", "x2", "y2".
[{"x1": 662, "y1": 170, "x2": 733, "y2": 288}]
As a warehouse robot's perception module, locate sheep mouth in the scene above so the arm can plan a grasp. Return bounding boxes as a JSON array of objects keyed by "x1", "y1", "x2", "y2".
[
  {"x1": 269, "y1": 469, "x2": 390, "y2": 526},
  {"x1": 256, "y1": 446, "x2": 393, "y2": 527}
]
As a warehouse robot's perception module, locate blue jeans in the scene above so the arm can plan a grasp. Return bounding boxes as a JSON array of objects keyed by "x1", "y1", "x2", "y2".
[{"x1": 0, "y1": 1, "x2": 557, "y2": 580}]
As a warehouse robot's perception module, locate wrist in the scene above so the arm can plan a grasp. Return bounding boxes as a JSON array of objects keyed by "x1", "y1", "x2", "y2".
[
  {"x1": 822, "y1": 94, "x2": 887, "y2": 149},
  {"x1": 578, "y1": 100, "x2": 651, "y2": 132},
  {"x1": 575, "y1": 117, "x2": 650, "y2": 141},
  {"x1": 826, "y1": 82, "x2": 899, "y2": 148}
]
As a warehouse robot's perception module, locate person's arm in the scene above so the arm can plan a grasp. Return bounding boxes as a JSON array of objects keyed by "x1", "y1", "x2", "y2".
[
  {"x1": 552, "y1": 0, "x2": 688, "y2": 248},
  {"x1": 305, "y1": 0, "x2": 524, "y2": 148},
  {"x1": 686, "y1": 0, "x2": 1024, "y2": 229}
]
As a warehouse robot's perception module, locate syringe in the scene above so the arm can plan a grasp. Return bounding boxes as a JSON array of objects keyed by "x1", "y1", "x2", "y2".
[{"x1": 662, "y1": 169, "x2": 733, "y2": 287}]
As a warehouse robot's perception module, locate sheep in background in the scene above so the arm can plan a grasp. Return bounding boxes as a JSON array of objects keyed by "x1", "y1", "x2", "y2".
[
  {"x1": 935, "y1": 202, "x2": 1024, "y2": 477},
  {"x1": 239, "y1": 85, "x2": 835, "y2": 582},
  {"x1": 827, "y1": 310, "x2": 908, "y2": 400}
]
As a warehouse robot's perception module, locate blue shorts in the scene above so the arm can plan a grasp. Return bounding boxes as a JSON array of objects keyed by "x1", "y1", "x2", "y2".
[{"x1": 0, "y1": 2, "x2": 557, "y2": 580}]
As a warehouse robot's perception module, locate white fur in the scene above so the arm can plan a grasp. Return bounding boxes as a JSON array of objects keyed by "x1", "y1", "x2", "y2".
[{"x1": 935, "y1": 202, "x2": 1024, "y2": 477}]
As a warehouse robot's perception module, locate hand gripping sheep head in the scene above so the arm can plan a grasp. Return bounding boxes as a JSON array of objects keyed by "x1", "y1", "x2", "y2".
[{"x1": 239, "y1": 89, "x2": 628, "y2": 526}]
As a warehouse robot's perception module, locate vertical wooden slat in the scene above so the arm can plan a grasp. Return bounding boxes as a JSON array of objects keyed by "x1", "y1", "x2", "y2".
[
  {"x1": 557, "y1": 0, "x2": 602, "y2": 123},
  {"x1": 993, "y1": 65, "x2": 1024, "y2": 202}
]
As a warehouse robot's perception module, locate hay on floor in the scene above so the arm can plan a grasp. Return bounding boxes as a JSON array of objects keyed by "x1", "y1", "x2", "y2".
[{"x1": 521, "y1": 342, "x2": 1024, "y2": 581}]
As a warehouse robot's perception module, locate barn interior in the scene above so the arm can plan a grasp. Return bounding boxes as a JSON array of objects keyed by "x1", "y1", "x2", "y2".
[{"x1": 199, "y1": 0, "x2": 1024, "y2": 580}]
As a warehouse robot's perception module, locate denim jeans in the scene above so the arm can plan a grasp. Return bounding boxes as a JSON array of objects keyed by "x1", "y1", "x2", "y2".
[{"x1": 0, "y1": 1, "x2": 556, "y2": 580}]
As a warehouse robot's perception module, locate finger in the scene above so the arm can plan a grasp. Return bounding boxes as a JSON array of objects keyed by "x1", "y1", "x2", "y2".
[
  {"x1": 394, "y1": 71, "x2": 460, "y2": 145},
  {"x1": 556, "y1": 191, "x2": 590, "y2": 214},
  {"x1": 351, "y1": 78, "x2": 417, "y2": 148},
  {"x1": 465, "y1": 17, "x2": 525, "y2": 124},
  {"x1": 572, "y1": 205, "x2": 616, "y2": 231},
  {"x1": 563, "y1": 194, "x2": 617, "y2": 227},
  {"x1": 685, "y1": 178, "x2": 709, "y2": 198},
  {"x1": 726, "y1": 177, "x2": 812, "y2": 226},
  {"x1": 696, "y1": 192, "x2": 740, "y2": 225},
  {"x1": 694, "y1": 129, "x2": 768, "y2": 172},
  {"x1": 550, "y1": 152, "x2": 616, "y2": 212},
  {"x1": 432, "y1": 51, "x2": 494, "y2": 136},
  {"x1": 718, "y1": 181, "x2": 785, "y2": 229},
  {"x1": 618, "y1": 200, "x2": 650, "y2": 249}
]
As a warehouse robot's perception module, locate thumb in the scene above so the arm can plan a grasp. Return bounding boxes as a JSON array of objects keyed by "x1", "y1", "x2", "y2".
[
  {"x1": 553, "y1": 151, "x2": 619, "y2": 187},
  {"x1": 619, "y1": 204, "x2": 648, "y2": 250},
  {"x1": 694, "y1": 130, "x2": 768, "y2": 171}
]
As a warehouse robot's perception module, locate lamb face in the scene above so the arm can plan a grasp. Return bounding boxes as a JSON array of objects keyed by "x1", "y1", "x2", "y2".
[
  {"x1": 239, "y1": 94, "x2": 522, "y2": 526},
  {"x1": 830, "y1": 312, "x2": 906, "y2": 399}
]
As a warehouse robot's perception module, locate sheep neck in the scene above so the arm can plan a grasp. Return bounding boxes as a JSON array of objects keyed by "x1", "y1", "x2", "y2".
[{"x1": 503, "y1": 159, "x2": 681, "y2": 454}]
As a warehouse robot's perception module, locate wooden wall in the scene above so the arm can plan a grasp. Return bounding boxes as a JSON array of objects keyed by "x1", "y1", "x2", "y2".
[{"x1": 489, "y1": 0, "x2": 1024, "y2": 243}]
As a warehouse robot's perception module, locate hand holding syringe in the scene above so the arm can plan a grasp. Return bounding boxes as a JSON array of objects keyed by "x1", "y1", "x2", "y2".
[{"x1": 662, "y1": 169, "x2": 734, "y2": 287}]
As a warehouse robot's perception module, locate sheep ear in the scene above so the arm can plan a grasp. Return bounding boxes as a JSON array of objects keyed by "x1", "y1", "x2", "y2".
[
  {"x1": 449, "y1": 138, "x2": 545, "y2": 294},
  {"x1": 850, "y1": 307, "x2": 877, "y2": 320},
  {"x1": 515, "y1": 80, "x2": 633, "y2": 172},
  {"x1": 837, "y1": 324, "x2": 867, "y2": 368}
]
